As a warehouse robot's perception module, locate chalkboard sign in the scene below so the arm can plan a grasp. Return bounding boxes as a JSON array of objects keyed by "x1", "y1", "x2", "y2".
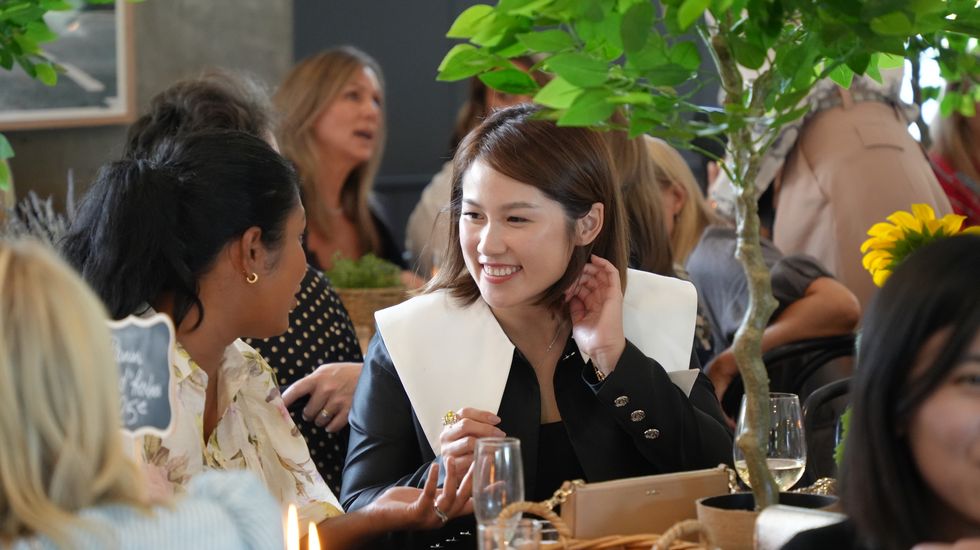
[{"x1": 108, "y1": 314, "x2": 176, "y2": 437}]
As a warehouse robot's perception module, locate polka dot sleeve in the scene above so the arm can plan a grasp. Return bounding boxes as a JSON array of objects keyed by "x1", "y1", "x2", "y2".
[{"x1": 244, "y1": 266, "x2": 362, "y2": 497}]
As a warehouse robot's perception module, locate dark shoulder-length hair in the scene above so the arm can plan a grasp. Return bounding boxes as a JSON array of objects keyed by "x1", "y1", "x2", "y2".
[
  {"x1": 61, "y1": 131, "x2": 300, "y2": 330},
  {"x1": 841, "y1": 234, "x2": 980, "y2": 549},
  {"x1": 426, "y1": 104, "x2": 629, "y2": 312}
]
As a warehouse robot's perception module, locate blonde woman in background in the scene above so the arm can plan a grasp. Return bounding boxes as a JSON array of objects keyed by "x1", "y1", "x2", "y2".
[
  {"x1": 647, "y1": 138, "x2": 859, "y2": 416},
  {"x1": 276, "y1": 47, "x2": 416, "y2": 284},
  {"x1": 929, "y1": 80, "x2": 980, "y2": 227},
  {"x1": 0, "y1": 240, "x2": 283, "y2": 549},
  {"x1": 646, "y1": 136, "x2": 720, "y2": 267}
]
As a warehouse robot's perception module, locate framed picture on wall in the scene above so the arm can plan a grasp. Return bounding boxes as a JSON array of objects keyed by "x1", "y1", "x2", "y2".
[{"x1": 0, "y1": 0, "x2": 135, "y2": 131}]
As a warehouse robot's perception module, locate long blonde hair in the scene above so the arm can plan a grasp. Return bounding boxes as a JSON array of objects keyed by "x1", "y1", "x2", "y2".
[
  {"x1": 274, "y1": 46, "x2": 385, "y2": 255},
  {"x1": 930, "y1": 80, "x2": 980, "y2": 184},
  {"x1": 607, "y1": 131, "x2": 674, "y2": 276},
  {"x1": 646, "y1": 137, "x2": 720, "y2": 264},
  {"x1": 0, "y1": 240, "x2": 145, "y2": 547}
]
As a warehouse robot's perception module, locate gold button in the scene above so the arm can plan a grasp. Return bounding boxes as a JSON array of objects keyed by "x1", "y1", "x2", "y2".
[
  {"x1": 614, "y1": 396, "x2": 629, "y2": 407},
  {"x1": 630, "y1": 410, "x2": 645, "y2": 422},
  {"x1": 644, "y1": 428, "x2": 660, "y2": 440}
]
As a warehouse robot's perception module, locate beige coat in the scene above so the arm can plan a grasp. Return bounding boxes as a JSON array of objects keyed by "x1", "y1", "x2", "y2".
[{"x1": 774, "y1": 95, "x2": 951, "y2": 311}]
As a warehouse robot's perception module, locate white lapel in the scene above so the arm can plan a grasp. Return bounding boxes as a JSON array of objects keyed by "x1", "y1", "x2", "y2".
[
  {"x1": 375, "y1": 292, "x2": 515, "y2": 457},
  {"x1": 622, "y1": 270, "x2": 700, "y2": 396},
  {"x1": 375, "y1": 269, "x2": 699, "y2": 456}
]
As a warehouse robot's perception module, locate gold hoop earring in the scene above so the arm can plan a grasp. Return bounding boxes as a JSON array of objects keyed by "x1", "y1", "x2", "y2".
[{"x1": 245, "y1": 272, "x2": 259, "y2": 284}]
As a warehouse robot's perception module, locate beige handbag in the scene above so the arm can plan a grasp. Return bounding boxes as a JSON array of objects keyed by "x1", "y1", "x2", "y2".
[{"x1": 560, "y1": 465, "x2": 730, "y2": 539}]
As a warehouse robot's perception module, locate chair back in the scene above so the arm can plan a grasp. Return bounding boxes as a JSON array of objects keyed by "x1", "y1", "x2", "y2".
[
  {"x1": 720, "y1": 334, "x2": 856, "y2": 418},
  {"x1": 800, "y1": 377, "x2": 851, "y2": 485}
]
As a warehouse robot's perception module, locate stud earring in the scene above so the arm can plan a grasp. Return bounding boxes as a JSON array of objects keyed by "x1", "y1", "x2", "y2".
[{"x1": 245, "y1": 272, "x2": 259, "y2": 284}]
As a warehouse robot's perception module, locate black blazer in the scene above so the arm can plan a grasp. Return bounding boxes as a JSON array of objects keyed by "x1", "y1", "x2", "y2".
[{"x1": 342, "y1": 334, "x2": 732, "y2": 549}]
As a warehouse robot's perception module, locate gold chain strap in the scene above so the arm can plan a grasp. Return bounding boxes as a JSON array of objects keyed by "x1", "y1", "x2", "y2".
[{"x1": 542, "y1": 479, "x2": 586, "y2": 510}]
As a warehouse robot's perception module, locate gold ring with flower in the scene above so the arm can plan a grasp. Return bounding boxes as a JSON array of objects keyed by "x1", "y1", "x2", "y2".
[{"x1": 442, "y1": 410, "x2": 460, "y2": 427}]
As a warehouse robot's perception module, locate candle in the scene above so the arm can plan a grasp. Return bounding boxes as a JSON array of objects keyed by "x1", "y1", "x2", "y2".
[
  {"x1": 308, "y1": 522, "x2": 321, "y2": 550},
  {"x1": 286, "y1": 504, "x2": 299, "y2": 550}
]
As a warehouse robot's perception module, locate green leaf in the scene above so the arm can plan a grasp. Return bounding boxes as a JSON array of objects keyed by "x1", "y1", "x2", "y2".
[
  {"x1": 497, "y1": 0, "x2": 552, "y2": 16},
  {"x1": 478, "y1": 67, "x2": 539, "y2": 94},
  {"x1": 771, "y1": 105, "x2": 811, "y2": 127},
  {"x1": 0, "y1": 160, "x2": 10, "y2": 193},
  {"x1": 545, "y1": 52, "x2": 609, "y2": 87},
  {"x1": 437, "y1": 44, "x2": 498, "y2": 81},
  {"x1": 40, "y1": 0, "x2": 73, "y2": 9},
  {"x1": 621, "y1": 1, "x2": 653, "y2": 53},
  {"x1": 492, "y1": 39, "x2": 528, "y2": 58},
  {"x1": 829, "y1": 63, "x2": 854, "y2": 88},
  {"x1": 909, "y1": 0, "x2": 946, "y2": 15},
  {"x1": 869, "y1": 12, "x2": 913, "y2": 36},
  {"x1": 644, "y1": 63, "x2": 693, "y2": 86},
  {"x1": 940, "y1": 91, "x2": 959, "y2": 117},
  {"x1": 34, "y1": 62, "x2": 56, "y2": 85},
  {"x1": 625, "y1": 32, "x2": 668, "y2": 71},
  {"x1": 533, "y1": 76, "x2": 584, "y2": 109},
  {"x1": 0, "y1": 134, "x2": 13, "y2": 160},
  {"x1": 13, "y1": 34, "x2": 39, "y2": 55},
  {"x1": 876, "y1": 53, "x2": 905, "y2": 69},
  {"x1": 558, "y1": 89, "x2": 616, "y2": 126},
  {"x1": 709, "y1": 0, "x2": 733, "y2": 17},
  {"x1": 447, "y1": 4, "x2": 495, "y2": 38},
  {"x1": 606, "y1": 91, "x2": 654, "y2": 105},
  {"x1": 25, "y1": 21, "x2": 58, "y2": 44},
  {"x1": 517, "y1": 29, "x2": 575, "y2": 52},
  {"x1": 669, "y1": 41, "x2": 701, "y2": 71},
  {"x1": 731, "y1": 37, "x2": 766, "y2": 70},
  {"x1": 677, "y1": 0, "x2": 710, "y2": 30}
]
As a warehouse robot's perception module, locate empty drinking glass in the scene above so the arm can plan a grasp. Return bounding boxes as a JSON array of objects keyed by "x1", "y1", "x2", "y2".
[{"x1": 473, "y1": 437, "x2": 524, "y2": 549}]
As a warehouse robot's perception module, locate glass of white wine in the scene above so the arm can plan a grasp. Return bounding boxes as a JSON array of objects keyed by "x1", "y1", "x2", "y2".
[{"x1": 733, "y1": 392, "x2": 807, "y2": 491}]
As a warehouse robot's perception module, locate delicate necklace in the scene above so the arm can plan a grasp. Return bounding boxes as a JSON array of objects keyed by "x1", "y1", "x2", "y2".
[{"x1": 546, "y1": 319, "x2": 567, "y2": 352}]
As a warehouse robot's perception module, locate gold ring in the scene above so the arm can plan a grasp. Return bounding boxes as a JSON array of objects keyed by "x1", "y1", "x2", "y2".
[
  {"x1": 442, "y1": 410, "x2": 460, "y2": 427},
  {"x1": 319, "y1": 409, "x2": 332, "y2": 419}
]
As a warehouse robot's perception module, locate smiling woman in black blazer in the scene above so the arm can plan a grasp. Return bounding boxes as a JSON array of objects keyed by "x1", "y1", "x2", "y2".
[{"x1": 342, "y1": 105, "x2": 732, "y2": 549}]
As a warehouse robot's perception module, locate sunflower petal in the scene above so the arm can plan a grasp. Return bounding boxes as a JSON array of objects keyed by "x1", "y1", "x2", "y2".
[
  {"x1": 938, "y1": 213, "x2": 966, "y2": 235},
  {"x1": 873, "y1": 269, "x2": 891, "y2": 287},
  {"x1": 887, "y1": 211, "x2": 920, "y2": 232},
  {"x1": 862, "y1": 249, "x2": 892, "y2": 269},
  {"x1": 867, "y1": 222, "x2": 901, "y2": 239},
  {"x1": 961, "y1": 226, "x2": 980, "y2": 235},
  {"x1": 911, "y1": 203, "x2": 936, "y2": 222}
]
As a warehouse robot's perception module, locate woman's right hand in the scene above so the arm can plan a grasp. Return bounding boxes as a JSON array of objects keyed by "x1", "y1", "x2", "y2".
[{"x1": 439, "y1": 407, "x2": 505, "y2": 474}]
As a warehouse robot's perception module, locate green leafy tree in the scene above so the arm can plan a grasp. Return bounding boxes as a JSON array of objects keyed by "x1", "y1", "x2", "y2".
[
  {"x1": 438, "y1": 0, "x2": 980, "y2": 509},
  {"x1": 0, "y1": 0, "x2": 119, "y2": 191}
]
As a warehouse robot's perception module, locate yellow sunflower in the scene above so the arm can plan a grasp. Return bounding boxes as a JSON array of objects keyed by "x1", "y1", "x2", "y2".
[{"x1": 861, "y1": 204, "x2": 980, "y2": 287}]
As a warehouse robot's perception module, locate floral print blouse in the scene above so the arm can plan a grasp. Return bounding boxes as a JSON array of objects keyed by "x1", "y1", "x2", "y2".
[{"x1": 130, "y1": 339, "x2": 343, "y2": 526}]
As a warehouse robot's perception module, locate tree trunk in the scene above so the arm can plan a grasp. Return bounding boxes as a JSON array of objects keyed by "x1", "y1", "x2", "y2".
[{"x1": 710, "y1": 25, "x2": 780, "y2": 511}]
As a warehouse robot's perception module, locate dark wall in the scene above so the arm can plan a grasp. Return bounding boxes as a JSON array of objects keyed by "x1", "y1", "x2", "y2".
[{"x1": 293, "y1": 0, "x2": 479, "y2": 249}]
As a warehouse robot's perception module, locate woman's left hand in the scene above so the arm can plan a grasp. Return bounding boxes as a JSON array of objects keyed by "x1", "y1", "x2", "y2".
[
  {"x1": 368, "y1": 459, "x2": 474, "y2": 531},
  {"x1": 566, "y1": 255, "x2": 625, "y2": 378}
]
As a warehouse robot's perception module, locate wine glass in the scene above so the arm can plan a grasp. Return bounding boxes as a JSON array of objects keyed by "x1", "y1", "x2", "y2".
[
  {"x1": 733, "y1": 392, "x2": 807, "y2": 491},
  {"x1": 473, "y1": 437, "x2": 524, "y2": 549}
]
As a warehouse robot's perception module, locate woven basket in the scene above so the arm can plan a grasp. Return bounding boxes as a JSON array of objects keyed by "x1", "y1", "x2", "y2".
[{"x1": 334, "y1": 287, "x2": 406, "y2": 349}]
